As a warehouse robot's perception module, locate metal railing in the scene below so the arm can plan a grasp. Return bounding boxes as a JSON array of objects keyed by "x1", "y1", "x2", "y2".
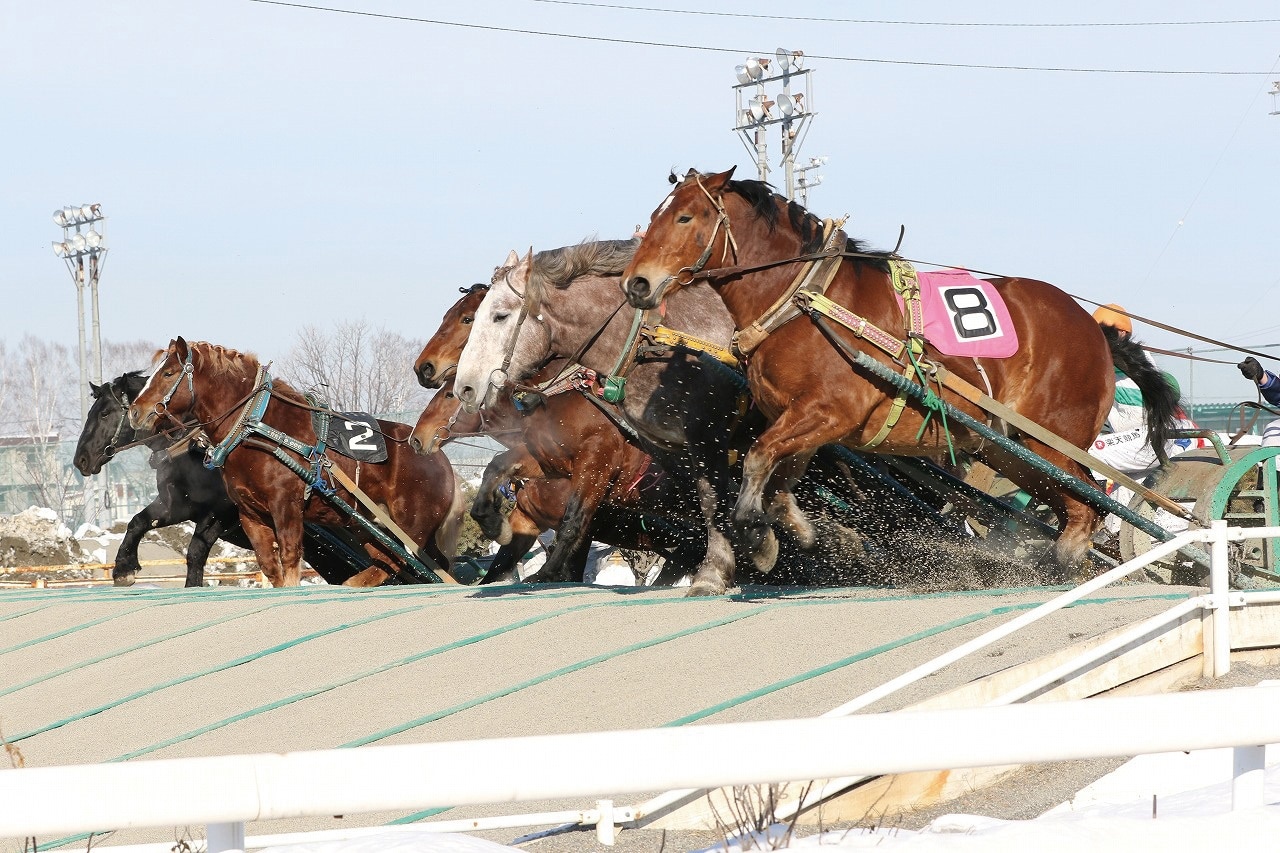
[{"x1": 3, "y1": 521, "x2": 1279, "y2": 851}]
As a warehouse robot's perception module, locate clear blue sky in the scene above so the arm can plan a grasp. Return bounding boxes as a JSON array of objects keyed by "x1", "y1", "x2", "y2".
[{"x1": 3, "y1": 1, "x2": 1278, "y2": 404}]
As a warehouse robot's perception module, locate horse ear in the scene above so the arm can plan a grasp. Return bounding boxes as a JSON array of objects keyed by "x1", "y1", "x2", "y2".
[
  {"x1": 523, "y1": 247, "x2": 534, "y2": 269},
  {"x1": 174, "y1": 336, "x2": 190, "y2": 361},
  {"x1": 89, "y1": 381, "x2": 102, "y2": 396},
  {"x1": 704, "y1": 167, "x2": 736, "y2": 192},
  {"x1": 504, "y1": 249, "x2": 519, "y2": 268}
]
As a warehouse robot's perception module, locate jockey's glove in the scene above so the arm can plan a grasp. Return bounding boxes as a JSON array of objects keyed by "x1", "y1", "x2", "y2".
[{"x1": 1239, "y1": 357, "x2": 1265, "y2": 383}]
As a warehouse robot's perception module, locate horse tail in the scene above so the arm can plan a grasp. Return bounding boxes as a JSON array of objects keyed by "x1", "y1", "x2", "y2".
[{"x1": 1101, "y1": 324, "x2": 1180, "y2": 466}]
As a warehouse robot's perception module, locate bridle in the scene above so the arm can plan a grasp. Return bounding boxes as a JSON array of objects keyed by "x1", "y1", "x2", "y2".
[
  {"x1": 485, "y1": 264, "x2": 545, "y2": 401},
  {"x1": 151, "y1": 348, "x2": 196, "y2": 420},
  {"x1": 102, "y1": 383, "x2": 134, "y2": 456},
  {"x1": 653, "y1": 175, "x2": 740, "y2": 294}
]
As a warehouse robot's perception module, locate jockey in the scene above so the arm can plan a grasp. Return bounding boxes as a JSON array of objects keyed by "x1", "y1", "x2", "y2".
[
  {"x1": 1089, "y1": 304, "x2": 1205, "y2": 532},
  {"x1": 1237, "y1": 357, "x2": 1280, "y2": 446}
]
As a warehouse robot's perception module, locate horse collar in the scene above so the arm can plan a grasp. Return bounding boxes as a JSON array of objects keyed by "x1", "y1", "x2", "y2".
[{"x1": 204, "y1": 365, "x2": 272, "y2": 469}]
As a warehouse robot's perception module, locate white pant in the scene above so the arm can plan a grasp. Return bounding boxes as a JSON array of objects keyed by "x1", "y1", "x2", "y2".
[{"x1": 1264, "y1": 419, "x2": 1280, "y2": 448}]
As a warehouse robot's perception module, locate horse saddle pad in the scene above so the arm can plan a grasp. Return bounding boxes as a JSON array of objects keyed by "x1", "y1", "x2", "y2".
[
  {"x1": 896, "y1": 269, "x2": 1019, "y2": 359},
  {"x1": 317, "y1": 411, "x2": 389, "y2": 463}
]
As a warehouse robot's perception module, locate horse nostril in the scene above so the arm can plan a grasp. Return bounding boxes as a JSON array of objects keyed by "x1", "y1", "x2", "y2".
[
  {"x1": 627, "y1": 276, "x2": 651, "y2": 299},
  {"x1": 457, "y1": 386, "x2": 475, "y2": 405},
  {"x1": 409, "y1": 435, "x2": 423, "y2": 453},
  {"x1": 416, "y1": 361, "x2": 435, "y2": 388}
]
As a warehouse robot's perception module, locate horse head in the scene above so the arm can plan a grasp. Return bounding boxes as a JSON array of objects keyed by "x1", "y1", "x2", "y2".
[
  {"x1": 128, "y1": 336, "x2": 196, "y2": 431},
  {"x1": 622, "y1": 167, "x2": 738, "y2": 309},
  {"x1": 74, "y1": 372, "x2": 149, "y2": 475},
  {"x1": 414, "y1": 283, "x2": 490, "y2": 389},
  {"x1": 454, "y1": 249, "x2": 548, "y2": 414},
  {"x1": 410, "y1": 379, "x2": 466, "y2": 455}
]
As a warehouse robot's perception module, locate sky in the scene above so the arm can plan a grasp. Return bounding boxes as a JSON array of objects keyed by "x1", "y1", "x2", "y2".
[{"x1": 2, "y1": 0, "x2": 1279, "y2": 405}]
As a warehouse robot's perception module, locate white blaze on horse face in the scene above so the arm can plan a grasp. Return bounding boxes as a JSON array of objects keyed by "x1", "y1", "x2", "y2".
[
  {"x1": 454, "y1": 266, "x2": 525, "y2": 412},
  {"x1": 656, "y1": 189, "x2": 676, "y2": 218},
  {"x1": 134, "y1": 349, "x2": 170, "y2": 404}
]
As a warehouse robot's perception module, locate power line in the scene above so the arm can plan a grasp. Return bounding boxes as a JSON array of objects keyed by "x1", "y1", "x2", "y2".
[
  {"x1": 530, "y1": 1, "x2": 1280, "y2": 29},
  {"x1": 245, "y1": 1, "x2": 1275, "y2": 76}
]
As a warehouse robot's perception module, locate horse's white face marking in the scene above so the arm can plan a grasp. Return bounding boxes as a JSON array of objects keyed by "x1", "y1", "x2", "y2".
[
  {"x1": 454, "y1": 253, "x2": 545, "y2": 412},
  {"x1": 135, "y1": 350, "x2": 168, "y2": 402},
  {"x1": 656, "y1": 190, "x2": 676, "y2": 217}
]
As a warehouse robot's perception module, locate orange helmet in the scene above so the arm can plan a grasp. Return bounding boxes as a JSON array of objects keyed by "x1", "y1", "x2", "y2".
[{"x1": 1092, "y1": 303, "x2": 1132, "y2": 335}]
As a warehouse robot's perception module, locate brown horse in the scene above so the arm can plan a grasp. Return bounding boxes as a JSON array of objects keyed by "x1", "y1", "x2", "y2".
[
  {"x1": 410, "y1": 254, "x2": 706, "y2": 583},
  {"x1": 128, "y1": 338, "x2": 465, "y2": 587},
  {"x1": 414, "y1": 283, "x2": 488, "y2": 389},
  {"x1": 622, "y1": 168, "x2": 1178, "y2": 587}
]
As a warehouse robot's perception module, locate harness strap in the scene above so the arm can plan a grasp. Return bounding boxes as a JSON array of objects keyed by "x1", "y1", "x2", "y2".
[
  {"x1": 731, "y1": 217, "x2": 848, "y2": 359},
  {"x1": 204, "y1": 366, "x2": 271, "y2": 469},
  {"x1": 643, "y1": 326, "x2": 739, "y2": 366}
]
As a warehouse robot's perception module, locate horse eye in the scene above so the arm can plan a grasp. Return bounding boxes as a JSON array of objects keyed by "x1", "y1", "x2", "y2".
[
  {"x1": 677, "y1": 214, "x2": 693, "y2": 223},
  {"x1": 493, "y1": 312, "x2": 510, "y2": 322},
  {"x1": 461, "y1": 316, "x2": 474, "y2": 325},
  {"x1": 163, "y1": 370, "x2": 174, "y2": 377},
  {"x1": 446, "y1": 391, "x2": 455, "y2": 399}
]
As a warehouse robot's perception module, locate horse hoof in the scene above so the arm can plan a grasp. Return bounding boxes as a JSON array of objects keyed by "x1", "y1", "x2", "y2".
[
  {"x1": 113, "y1": 572, "x2": 137, "y2": 587},
  {"x1": 686, "y1": 579, "x2": 726, "y2": 597},
  {"x1": 751, "y1": 528, "x2": 779, "y2": 574}
]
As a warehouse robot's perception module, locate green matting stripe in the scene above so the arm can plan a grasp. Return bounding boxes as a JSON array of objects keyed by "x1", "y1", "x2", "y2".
[
  {"x1": 0, "y1": 604, "x2": 279, "y2": 700},
  {"x1": 342, "y1": 605, "x2": 774, "y2": 748},
  {"x1": 0, "y1": 604, "x2": 52, "y2": 624},
  {"x1": 8, "y1": 604, "x2": 429, "y2": 743},
  {"x1": 664, "y1": 592, "x2": 1188, "y2": 726},
  {"x1": 384, "y1": 591, "x2": 1189, "y2": 826},
  {"x1": 0, "y1": 601, "x2": 172, "y2": 658}
]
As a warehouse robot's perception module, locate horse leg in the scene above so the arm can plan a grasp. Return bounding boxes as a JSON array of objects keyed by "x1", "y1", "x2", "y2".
[
  {"x1": 482, "y1": 532, "x2": 538, "y2": 584},
  {"x1": 538, "y1": 472, "x2": 613, "y2": 583},
  {"x1": 113, "y1": 500, "x2": 165, "y2": 586},
  {"x1": 237, "y1": 512, "x2": 285, "y2": 587},
  {"x1": 686, "y1": 476, "x2": 739, "y2": 596},
  {"x1": 982, "y1": 441, "x2": 1103, "y2": 579},
  {"x1": 471, "y1": 449, "x2": 527, "y2": 544},
  {"x1": 184, "y1": 512, "x2": 228, "y2": 588},
  {"x1": 764, "y1": 453, "x2": 822, "y2": 550},
  {"x1": 735, "y1": 410, "x2": 846, "y2": 575}
]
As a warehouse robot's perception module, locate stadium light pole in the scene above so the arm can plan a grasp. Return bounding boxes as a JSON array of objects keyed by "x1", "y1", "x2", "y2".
[
  {"x1": 732, "y1": 48, "x2": 823, "y2": 201},
  {"x1": 52, "y1": 203, "x2": 108, "y2": 525}
]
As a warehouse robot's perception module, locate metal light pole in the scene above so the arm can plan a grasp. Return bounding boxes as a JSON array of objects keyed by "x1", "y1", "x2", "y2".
[
  {"x1": 732, "y1": 48, "x2": 824, "y2": 201},
  {"x1": 53, "y1": 204, "x2": 108, "y2": 525}
]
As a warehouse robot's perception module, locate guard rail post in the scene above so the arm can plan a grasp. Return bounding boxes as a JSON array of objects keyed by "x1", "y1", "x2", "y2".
[{"x1": 1210, "y1": 519, "x2": 1232, "y2": 678}]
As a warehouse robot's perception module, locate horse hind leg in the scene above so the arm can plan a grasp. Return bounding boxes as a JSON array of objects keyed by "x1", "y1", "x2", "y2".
[{"x1": 983, "y1": 442, "x2": 1102, "y2": 581}]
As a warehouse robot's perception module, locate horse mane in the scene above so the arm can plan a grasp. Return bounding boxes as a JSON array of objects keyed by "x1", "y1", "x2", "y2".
[
  {"x1": 188, "y1": 341, "x2": 261, "y2": 383},
  {"x1": 719, "y1": 174, "x2": 892, "y2": 273},
  {"x1": 533, "y1": 238, "x2": 638, "y2": 292}
]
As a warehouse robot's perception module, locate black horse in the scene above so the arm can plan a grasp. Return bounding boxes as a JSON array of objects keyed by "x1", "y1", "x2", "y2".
[{"x1": 74, "y1": 372, "x2": 370, "y2": 587}]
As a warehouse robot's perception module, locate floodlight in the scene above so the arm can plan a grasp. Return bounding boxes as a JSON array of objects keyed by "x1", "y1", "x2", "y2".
[
  {"x1": 777, "y1": 93, "x2": 805, "y2": 118},
  {"x1": 735, "y1": 65, "x2": 753, "y2": 85},
  {"x1": 749, "y1": 96, "x2": 774, "y2": 122},
  {"x1": 68, "y1": 233, "x2": 87, "y2": 253},
  {"x1": 52, "y1": 240, "x2": 71, "y2": 258},
  {"x1": 53, "y1": 209, "x2": 69, "y2": 227},
  {"x1": 810, "y1": 156, "x2": 828, "y2": 166},
  {"x1": 62, "y1": 206, "x2": 78, "y2": 224},
  {"x1": 775, "y1": 48, "x2": 791, "y2": 73},
  {"x1": 84, "y1": 230, "x2": 104, "y2": 249},
  {"x1": 739, "y1": 109, "x2": 754, "y2": 127},
  {"x1": 78, "y1": 204, "x2": 96, "y2": 221},
  {"x1": 743, "y1": 58, "x2": 766, "y2": 81}
]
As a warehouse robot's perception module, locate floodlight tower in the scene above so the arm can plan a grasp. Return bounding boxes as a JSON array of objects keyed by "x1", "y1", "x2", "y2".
[
  {"x1": 732, "y1": 48, "x2": 823, "y2": 200},
  {"x1": 1270, "y1": 81, "x2": 1280, "y2": 116},
  {"x1": 52, "y1": 204, "x2": 107, "y2": 524}
]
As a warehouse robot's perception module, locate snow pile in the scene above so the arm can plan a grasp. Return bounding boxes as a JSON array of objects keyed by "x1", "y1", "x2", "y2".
[{"x1": 0, "y1": 506, "x2": 87, "y2": 570}]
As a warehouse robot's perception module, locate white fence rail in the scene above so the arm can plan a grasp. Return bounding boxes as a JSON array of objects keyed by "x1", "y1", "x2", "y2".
[
  {"x1": 4, "y1": 521, "x2": 1279, "y2": 851},
  {"x1": 2, "y1": 687, "x2": 1279, "y2": 850}
]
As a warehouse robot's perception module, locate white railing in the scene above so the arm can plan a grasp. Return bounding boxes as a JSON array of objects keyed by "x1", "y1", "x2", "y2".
[
  {"x1": 1, "y1": 687, "x2": 1278, "y2": 851},
  {"x1": 5, "y1": 521, "x2": 1279, "y2": 852}
]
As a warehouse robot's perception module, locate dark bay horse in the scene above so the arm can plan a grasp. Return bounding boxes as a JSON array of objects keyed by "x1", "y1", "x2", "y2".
[
  {"x1": 410, "y1": 282, "x2": 706, "y2": 583},
  {"x1": 621, "y1": 168, "x2": 1179, "y2": 578},
  {"x1": 128, "y1": 339, "x2": 465, "y2": 587},
  {"x1": 74, "y1": 373, "x2": 373, "y2": 587},
  {"x1": 455, "y1": 242, "x2": 755, "y2": 595}
]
